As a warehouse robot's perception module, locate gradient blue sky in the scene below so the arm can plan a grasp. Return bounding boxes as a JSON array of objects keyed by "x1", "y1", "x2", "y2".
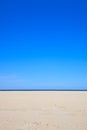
[{"x1": 0, "y1": 0, "x2": 87, "y2": 89}]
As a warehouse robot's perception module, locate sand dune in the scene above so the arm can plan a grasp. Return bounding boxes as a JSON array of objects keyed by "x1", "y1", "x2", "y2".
[{"x1": 0, "y1": 91, "x2": 87, "y2": 130}]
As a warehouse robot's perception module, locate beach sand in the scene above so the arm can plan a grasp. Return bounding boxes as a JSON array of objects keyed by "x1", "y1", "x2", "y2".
[{"x1": 0, "y1": 91, "x2": 87, "y2": 130}]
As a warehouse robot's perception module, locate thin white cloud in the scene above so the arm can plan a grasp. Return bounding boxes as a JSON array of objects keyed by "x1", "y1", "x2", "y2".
[{"x1": 0, "y1": 74, "x2": 29, "y2": 84}]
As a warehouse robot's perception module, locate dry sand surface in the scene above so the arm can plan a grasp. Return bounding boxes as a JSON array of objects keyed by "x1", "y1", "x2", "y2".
[{"x1": 0, "y1": 91, "x2": 87, "y2": 130}]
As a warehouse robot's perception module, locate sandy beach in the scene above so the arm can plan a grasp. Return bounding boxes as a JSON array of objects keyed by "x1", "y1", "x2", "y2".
[{"x1": 0, "y1": 91, "x2": 87, "y2": 130}]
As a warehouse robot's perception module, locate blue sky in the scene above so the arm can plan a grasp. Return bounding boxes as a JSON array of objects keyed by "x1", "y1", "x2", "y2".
[{"x1": 0, "y1": 0, "x2": 87, "y2": 89}]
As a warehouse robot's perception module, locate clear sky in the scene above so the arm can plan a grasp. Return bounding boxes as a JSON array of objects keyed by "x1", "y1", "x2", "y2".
[{"x1": 0, "y1": 0, "x2": 87, "y2": 90}]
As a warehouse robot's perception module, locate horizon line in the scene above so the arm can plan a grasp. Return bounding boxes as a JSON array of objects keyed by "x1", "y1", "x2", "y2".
[{"x1": 0, "y1": 89, "x2": 87, "y2": 91}]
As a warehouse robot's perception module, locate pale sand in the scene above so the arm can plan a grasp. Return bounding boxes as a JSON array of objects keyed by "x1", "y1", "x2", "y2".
[{"x1": 0, "y1": 91, "x2": 87, "y2": 130}]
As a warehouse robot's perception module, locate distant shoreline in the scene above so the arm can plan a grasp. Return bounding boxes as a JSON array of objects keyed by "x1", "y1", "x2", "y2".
[{"x1": 0, "y1": 89, "x2": 87, "y2": 91}]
